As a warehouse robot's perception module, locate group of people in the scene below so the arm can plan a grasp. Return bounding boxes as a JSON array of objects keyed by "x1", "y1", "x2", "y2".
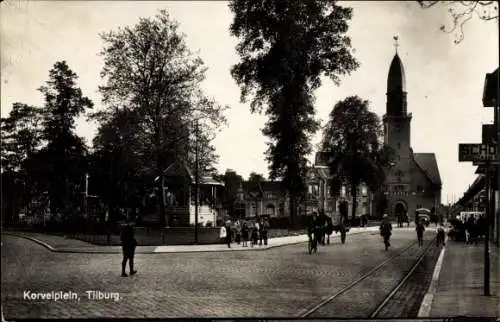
[
  {"x1": 219, "y1": 218, "x2": 270, "y2": 248},
  {"x1": 464, "y1": 215, "x2": 487, "y2": 245},
  {"x1": 415, "y1": 219, "x2": 446, "y2": 247},
  {"x1": 307, "y1": 211, "x2": 343, "y2": 249},
  {"x1": 448, "y1": 214, "x2": 488, "y2": 244}
]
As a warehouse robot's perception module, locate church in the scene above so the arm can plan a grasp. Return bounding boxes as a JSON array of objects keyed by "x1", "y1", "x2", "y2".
[{"x1": 380, "y1": 46, "x2": 442, "y2": 221}]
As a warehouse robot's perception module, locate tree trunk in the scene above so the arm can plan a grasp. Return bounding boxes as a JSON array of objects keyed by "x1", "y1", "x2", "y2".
[
  {"x1": 157, "y1": 171, "x2": 166, "y2": 227},
  {"x1": 289, "y1": 193, "x2": 297, "y2": 228},
  {"x1": 351, "y1": 183, "x2": 357, "y2": 220},
  {"x1": 156, "y1": 148, "x2": 166, "y2": 227}
]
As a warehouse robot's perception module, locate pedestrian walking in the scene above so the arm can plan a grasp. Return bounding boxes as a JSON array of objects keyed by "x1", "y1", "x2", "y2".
[
  {"x1": 416, "y1": 220, "x2": 425, "y2": 247},
  {"x1": 219, "y1": 224, "x2": 227, "y2": 244},
  {"x1": 436, "y1": 224, "x2": 446, "y2": 247},
  {"x1": 380, "y1": 214, "x2": 392, "y2": 250},
  {"x1": 465, "y1": 215, "x2": 475, "y2": 244},
  {"x1": 120, "y1": 217, "x2": 137, "y2": 277}
]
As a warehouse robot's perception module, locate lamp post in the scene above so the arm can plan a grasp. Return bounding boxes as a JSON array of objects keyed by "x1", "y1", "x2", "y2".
[
  {"x1": 84, "y1": 173, "x2": 89, "y2": 218},
  {"x1": 194, "y1": 119, "x2": 200, "y2": 244},
  {"x1": 482, "y1": 67, "x2": 498, "y2": 296}
]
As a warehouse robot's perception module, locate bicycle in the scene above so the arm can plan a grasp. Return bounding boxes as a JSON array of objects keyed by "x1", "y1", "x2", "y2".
[{"x1": 308, "y1": 231, "x2": 318, "y2": 254}]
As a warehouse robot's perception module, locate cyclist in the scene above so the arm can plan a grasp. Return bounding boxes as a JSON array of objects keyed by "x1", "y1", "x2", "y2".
[{"x1": 307, "y1": 214, "x2": 320, "y2": 253}]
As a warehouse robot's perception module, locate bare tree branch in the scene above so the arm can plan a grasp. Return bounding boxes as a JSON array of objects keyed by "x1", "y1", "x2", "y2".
[{"x1": 418, "y1": 0, "x2": 498, "y2": 44}]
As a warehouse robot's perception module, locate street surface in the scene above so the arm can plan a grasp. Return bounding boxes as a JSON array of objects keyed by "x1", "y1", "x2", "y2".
[{"x1": 2, "y1": 229, "x2": 436, "y2": 318}]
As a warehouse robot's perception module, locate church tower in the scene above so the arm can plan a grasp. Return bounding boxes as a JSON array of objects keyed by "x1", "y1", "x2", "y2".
[
  {"x1": 377, "y1": 37, "x2": 442, "y2": 220},
  {"x1": 383, "y1": 40, "x2": 412, "y2": 192}
]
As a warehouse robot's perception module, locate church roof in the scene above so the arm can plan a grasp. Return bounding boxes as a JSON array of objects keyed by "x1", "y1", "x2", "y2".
[
  {"x1": 387, "y1": 53, "x2": 406, "y2": 93},
  {"x1": 413, "y1": 153, "x2": 442, "y2": 187}
]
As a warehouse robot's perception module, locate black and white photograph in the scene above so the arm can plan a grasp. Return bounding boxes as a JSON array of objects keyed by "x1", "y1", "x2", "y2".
[{"x1": 1, "y1": 0, "x2": 499, "y2": 320}]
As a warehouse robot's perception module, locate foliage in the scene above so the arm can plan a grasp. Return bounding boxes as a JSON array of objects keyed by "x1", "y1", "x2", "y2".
[
  {"x1": 214, "y1": 169, "x2": 244, "y2": 218},
  {"x1": 229, "y1": 0, "x2": 359, "y2": 225},
  {"x1": 37, "y1": 61, "x2": 94, "y2": 215},
  {"x1": 186, "y1": 121, "x2": 220, "y2": 177},
  {"x1": 98, "y1": 10, "x2": 227, "y2": 226},
  {"x1": 417, "y1": 1, "x2": 498, "y2": 44},
  {"x1": 1, "y1": 103, "x2": 44, "y2": 223},
  {"x1": 90, "y1": 107, "x2": 149, "y2": 220},
  {"x1": 248, "y1": 172, "x2": 265, "y2": 182},
  {"x1": 1, "y1": 61, "x2": 93, "y2": 222},
  {"x1": 1, "y1": 103, "x2": 44, "y2": 172},
  {"x1": 321, "y1": 96, "x2": 395, "y2": 219}
]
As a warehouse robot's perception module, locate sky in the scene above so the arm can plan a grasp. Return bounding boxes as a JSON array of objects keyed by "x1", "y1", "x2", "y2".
[{"x1": 1, "y1": 1, "x2": 499, "y2": 204}]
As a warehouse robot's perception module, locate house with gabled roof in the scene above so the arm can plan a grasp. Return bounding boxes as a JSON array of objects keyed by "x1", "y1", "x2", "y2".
[
  {"x1": 144, "y1": 157, "x2": 224, "y2": 227},
  {"x1": 235, "y1": 180, "x2": 288, "y2": 219}
]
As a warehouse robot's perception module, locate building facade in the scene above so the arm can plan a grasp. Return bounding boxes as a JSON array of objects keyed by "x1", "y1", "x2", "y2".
[
  {"x1": 235, "y1": 180, "x2": 288, "y2": 219},
  {"x1": 381, "y1": 51, "x2": 442, "y2": 221},
  {"x1": 312, "y1": 153, "x2": 374, "y2": 223}
]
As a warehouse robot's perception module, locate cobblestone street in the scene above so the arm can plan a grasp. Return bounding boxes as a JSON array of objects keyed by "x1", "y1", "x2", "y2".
[{"x1": 1, "y1": 230, "x2": 436, "y2": 318}]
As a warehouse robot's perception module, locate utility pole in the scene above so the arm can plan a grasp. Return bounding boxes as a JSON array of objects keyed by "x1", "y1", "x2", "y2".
[
  {"x1": 194, "y1": 119, "x2": 200, "y2": 244},
  {"x1": 84, "y1": 173, "x2": 89, "y2": 218},
  {"x1": 484, "y1": 164, "x2": 491, "y2": 296}
]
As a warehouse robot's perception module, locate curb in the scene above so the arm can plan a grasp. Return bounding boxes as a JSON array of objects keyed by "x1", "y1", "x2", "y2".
[
  {"x1": 417, "y1": 245, "x2": 446, "y2": 317},
  {"x1": 3, "y1": 232, "x2": 58, "y2": 252},
  {"x1": 151, "y1": 229, "x2": 375, "y2": 254},
  {"x1": 4, "y1": 229, "x2": 377, "y2": 254}
]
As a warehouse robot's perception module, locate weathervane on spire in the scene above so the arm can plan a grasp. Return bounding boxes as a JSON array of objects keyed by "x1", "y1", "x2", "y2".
[{"x1": 393, "y1": 35, "x2": 399, "y2": 54}]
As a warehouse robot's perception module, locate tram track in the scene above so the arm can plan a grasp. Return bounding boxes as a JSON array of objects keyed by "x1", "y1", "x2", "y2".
[
  {"x1": 299, "y1": 238, "x2": 425, "y2": 317},
  {"x1": 369, "y1": 239, "x2": 439, "y2": 318}
]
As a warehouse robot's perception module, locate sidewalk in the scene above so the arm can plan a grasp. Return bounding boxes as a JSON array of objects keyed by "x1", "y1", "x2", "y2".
[
  {"x1": 2, "y1": 225, "x2": 387, "y2": 254},
  {"x1": 421, "y1": 240, "x2": 500, "y2": 318}
]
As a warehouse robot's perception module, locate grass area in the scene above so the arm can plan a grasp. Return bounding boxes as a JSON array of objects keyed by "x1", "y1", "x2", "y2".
[{"x1": 67, "y1": 228, "x2": 309, "y2": 246}]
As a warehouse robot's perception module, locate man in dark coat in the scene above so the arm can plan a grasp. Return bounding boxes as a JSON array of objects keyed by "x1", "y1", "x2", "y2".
[
  {"x1": 120, "y1": 218, "x2": 137, "y2": 277},
  {"x1": 225, "y1": 221, "x2": 232, "y2": 248}
]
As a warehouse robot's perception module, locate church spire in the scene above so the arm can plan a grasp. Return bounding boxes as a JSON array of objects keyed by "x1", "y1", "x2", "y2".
[
  {"x1": 386, "y1": 37, "x2": 407, "y2": 116},
  {"x1": 387, "y1": 43, "x2": 406, "y2": 93}
]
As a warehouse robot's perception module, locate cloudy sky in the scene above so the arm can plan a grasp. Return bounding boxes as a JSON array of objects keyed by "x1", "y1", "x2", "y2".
[{"x1": 1, "y1": 1, "x2": 498, "y2": 204}]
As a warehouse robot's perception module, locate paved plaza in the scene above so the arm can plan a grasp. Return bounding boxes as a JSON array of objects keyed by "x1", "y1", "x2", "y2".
[{"x1": 2, "y1": 229, "x2": 433, "y2": 319}]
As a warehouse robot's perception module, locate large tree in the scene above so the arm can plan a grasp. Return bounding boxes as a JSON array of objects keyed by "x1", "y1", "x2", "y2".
[
  {"x1": 90, "y1": 107, "x2": 148, "y2": 221},
  {"x1": 214, "y1": 169, "x2": 244, "y2": 219},
  {"x1": 99, "y1": 10, "x2": 227, "y2": 226},
  {"x1": 248, "y1": 172, "x2": 265, "y2": 182},
  {"x1": 37, "y1": 61, "x2": 93, "y2": 216},
  {"x1": 321, "y1": 96, "x2": 395, "y2": 220},
  {"x1": 1, "y1": 103, "x2": 44, "y2": 224},
  {"x1": 229, "y1": 0, "x2": 359, "y2": 226},
  {"x1": 417, "y1": 1, "x2": 498, "y2": 44}
]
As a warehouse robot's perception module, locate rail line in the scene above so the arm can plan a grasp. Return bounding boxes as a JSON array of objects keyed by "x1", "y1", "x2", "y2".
[
  {"x1": 299, "y1": 238, "x2": 422, "y2": 317},
  {"x1": 369, "y1": 238, "x2": 437, "y2": 318}
]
